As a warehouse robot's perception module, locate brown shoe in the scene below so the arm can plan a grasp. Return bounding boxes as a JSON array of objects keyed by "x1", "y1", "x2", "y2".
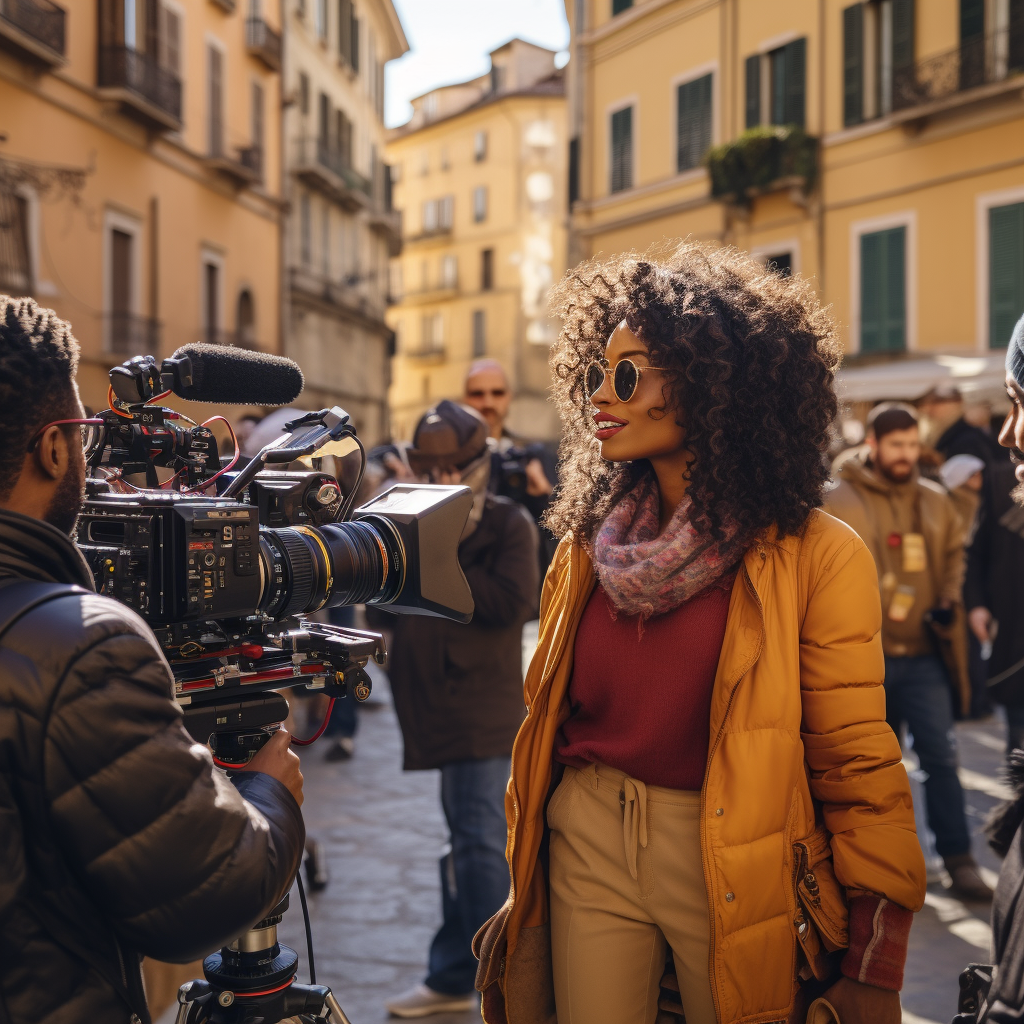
[{"x1": 943, "y1": 855, "x2": 994, "y2": 902}]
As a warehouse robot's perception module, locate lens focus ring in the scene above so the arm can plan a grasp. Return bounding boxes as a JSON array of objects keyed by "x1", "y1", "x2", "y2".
[{"x1": 277, "y1": 529, "x2": 316, "y2": 618}]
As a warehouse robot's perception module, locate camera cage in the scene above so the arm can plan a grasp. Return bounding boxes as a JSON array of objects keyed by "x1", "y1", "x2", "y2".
[{"x1": 82, "y1": 356, "x2": 472, "y2": 761}]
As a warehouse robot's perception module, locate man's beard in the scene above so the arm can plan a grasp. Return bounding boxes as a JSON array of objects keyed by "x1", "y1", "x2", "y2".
[
  {"x1": 876, "y1": 460, "x2": 914, "y2": 484},
  {"x1": 45, "y1": 461, "x2": 85, "y2": 536}
]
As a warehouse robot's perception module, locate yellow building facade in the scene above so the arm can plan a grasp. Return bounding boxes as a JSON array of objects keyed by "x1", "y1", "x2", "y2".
[
  {"x1": 566, "y1": 0, "x2": 1024, "y2": 398},
  {"x1": 282, "y1": 0, "x2": 407, "y2": 445},
  {"x1": 386, "y1": 40, "x2": 568, "y2": 442},
  {"x1": 0, "y1": 0, "x2": 283, "y2": 411}
]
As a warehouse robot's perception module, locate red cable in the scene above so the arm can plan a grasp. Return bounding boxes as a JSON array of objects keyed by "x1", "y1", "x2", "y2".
[
  {"x1": 291, "y1": 698, "x2": 336, "y2": 746},
  {"x1": 180, "y1": 415, "x2": 239, "y2": 494}
]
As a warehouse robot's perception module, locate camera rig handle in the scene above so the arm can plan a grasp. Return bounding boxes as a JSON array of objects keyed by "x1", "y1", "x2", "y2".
[{"x1": 222, "y1": 407, "x2": 356, "y2": 500}]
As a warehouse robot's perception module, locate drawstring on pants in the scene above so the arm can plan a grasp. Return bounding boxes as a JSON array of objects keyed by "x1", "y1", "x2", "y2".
[{"x1": 621, "y1": 777, "x2": 648, "y2": 881}]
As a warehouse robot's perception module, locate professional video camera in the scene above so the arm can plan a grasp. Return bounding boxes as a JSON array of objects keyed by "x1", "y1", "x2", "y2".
[
  {"x1": 75, "y1": 343, "x2": 474, "y2": 1023},
  {"x1": 494, "y1": 440, "x2": 550, "y2": 508}
]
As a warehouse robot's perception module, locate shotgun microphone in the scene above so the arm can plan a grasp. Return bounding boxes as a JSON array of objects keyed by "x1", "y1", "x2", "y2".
[{"x1": 167, "y1": 344, "x2": 305, "y2": 406}]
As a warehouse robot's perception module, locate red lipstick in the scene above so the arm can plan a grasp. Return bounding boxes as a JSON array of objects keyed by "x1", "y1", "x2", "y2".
[{"x1": 593, "y1": 411, "x2": 627, "y2": 441}]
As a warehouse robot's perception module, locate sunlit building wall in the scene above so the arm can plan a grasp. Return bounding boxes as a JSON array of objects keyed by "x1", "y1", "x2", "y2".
[
  {"x1": 386, "y1": 40, "x2": 568, "y2": 443},
  {"x1": 566, "y1": 0, "x2": 1024, "y2": 394},
  {"x1": 282, "y1": 0, "x2": 407, "y2": 445},
  {"x1": 0, "y1": 0, "x2": 284, "y2": 412}
]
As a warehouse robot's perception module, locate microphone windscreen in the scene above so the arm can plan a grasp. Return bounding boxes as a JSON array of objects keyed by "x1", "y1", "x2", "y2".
[{"x1": 170, "y1": 344, "x2": 304, "y2": 406}]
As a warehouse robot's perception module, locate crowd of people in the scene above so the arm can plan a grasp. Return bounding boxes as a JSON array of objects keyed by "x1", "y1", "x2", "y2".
[{"x1": 6, "y1": 246, "x2": 1024, "y2": 1024}]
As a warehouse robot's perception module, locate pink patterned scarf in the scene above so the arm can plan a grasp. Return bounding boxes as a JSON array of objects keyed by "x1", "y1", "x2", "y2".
[{"x1": 592, "y1": 474, "x2": 747, "y2": 620}]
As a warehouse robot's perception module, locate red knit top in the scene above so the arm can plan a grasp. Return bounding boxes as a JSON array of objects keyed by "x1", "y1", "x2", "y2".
[{"x1": 554, "y1": 574, "x2": 735, "y2": 790}]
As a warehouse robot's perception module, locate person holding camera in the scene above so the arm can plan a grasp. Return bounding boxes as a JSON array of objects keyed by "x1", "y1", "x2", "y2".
[
  {"x1": 825, "y1": 402, "x2": 991, "y2": 903},
  {"x1": 384, "y1": 400, "x2": 538, "y2": 1019},
  {"x1": 463, "y1": 359, "x2": 558, "y2": 571},
  {"x1": 0, "y1": 297, "x2": 306, "y2": 1024},
  {"x1": 473, "y1": 247, "x2": 926, "y2": 1024}
]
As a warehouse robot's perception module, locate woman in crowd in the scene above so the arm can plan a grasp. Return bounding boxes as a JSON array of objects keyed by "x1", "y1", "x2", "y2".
[{"x1": 473, "y1": 245, "x2": 926, "y2": 1024}]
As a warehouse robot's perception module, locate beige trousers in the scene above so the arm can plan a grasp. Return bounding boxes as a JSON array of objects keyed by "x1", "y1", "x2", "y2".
[{"x1": 547, "y1": 763, "x2": 717, "y2": 1024}]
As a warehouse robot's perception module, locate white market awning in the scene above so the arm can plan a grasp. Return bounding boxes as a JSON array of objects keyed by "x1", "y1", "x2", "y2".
[{"x1": 836, "y1": 352, "x2": 1009, "y2": 404}]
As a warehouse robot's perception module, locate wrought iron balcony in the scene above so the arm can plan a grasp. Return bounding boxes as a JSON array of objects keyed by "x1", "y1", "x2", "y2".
[
  {"x1": 245, "y1": 16, "x2": 281, "y2": 71},
  {"x1": 893, "y1": 24, "x2": 1024, "y2": 117},
  {"x1": 0, "y1": 0, "x2": 66, "y2": 65},
  {"x1": 106, "y1": 313, "x2": 161, "y2": 357},
  {"x1": 97, "y1": 45, "x2": 182, "y2": 131},
  {"x1": 206, "y1": 144, "x2": 262, "y2": 186},
  {"x1": 293, "y1": 137, "x2": 372, "y2": 211},
  {"x1": 288, "y1": 266, "x2": 384, "y2": 322}
]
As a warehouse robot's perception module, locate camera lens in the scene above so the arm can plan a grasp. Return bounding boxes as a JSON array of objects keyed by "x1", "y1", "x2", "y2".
[{"x1": 257, "y1": 517, "x2": 405, "y2": 620}]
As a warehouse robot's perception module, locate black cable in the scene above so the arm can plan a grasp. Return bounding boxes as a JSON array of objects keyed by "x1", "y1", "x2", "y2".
[
  {"x1": 337, "y1": 434, "x2": 367, "y2": 522},
  {"x1": 296, "y1": 869, "x2": 316, "y2": 985}
]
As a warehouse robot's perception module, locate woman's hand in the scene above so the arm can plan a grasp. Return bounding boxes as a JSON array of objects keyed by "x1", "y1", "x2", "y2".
[
  {"x1": 969, "y1": 605, "x2": 993, "y2": 643},
  {"x1": 820, "y1": 976, "x2": 901, "y2": 1024}
]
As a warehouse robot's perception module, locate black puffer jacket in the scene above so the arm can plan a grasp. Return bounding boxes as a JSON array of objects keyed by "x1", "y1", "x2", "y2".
[{"x1": 0, "y1": 509, "x2": 305, "y2": 1024}]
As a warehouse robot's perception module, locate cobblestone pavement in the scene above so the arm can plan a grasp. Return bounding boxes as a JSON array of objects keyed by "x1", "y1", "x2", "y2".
[{"x1": 159, "y1": 625, "x2": 1010, "y2": 1024}]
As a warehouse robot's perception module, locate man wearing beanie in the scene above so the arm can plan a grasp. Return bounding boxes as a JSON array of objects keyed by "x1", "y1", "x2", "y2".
[
  {"x1": 825, "y1": 402, "x2": 992, "y2": 902},
  {"x1": 384, "y1": 401, "x2": 539, "y2": 1018}
]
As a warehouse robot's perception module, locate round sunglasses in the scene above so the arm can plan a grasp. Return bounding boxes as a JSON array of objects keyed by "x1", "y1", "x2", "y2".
[{"x1": 585, "y1": 358, "x2": 667, "y2": 403}]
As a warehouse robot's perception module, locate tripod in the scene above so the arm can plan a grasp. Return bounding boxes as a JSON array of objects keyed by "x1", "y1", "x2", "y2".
[{"x1": 173, "y1": 894, "x2": 353, "y2": 1024}]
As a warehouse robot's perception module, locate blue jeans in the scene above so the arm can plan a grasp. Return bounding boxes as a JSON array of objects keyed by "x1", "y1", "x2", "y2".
[
  {"x1": 425, "y1": 757, "x2": 512, "y2": 995},
  {"x1": 884, "y1": 655, "x2": 971, "y2": 858}
]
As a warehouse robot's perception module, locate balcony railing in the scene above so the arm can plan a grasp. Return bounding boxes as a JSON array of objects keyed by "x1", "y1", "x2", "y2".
[
  {"x1": 0, "y1": 0, "x2": 66, "y2": 63},
  {"x1": 403, "y1": 344, "x2": 446, "y2": 361},
  {"x1": 293, "y1": 137, "x2": 372, "y2": 210},
  {"x1": 245, "y1": 17, "x2": 281, "y2": 71},
  {"x1": 207, "y1": 143, "x2": 262, "y2": 186},
  {"x1": 106, "y1": 313, "x2": 160, "y2": 357},
  {"x1": 288, "y1": 266, "x2": 384, "y2": 322},
  {"x1": 706, "y1": 125, "x2": 817, "y2": 207},
  {"x1": 893, "y1": 24, "x2": 1024, "y2": 114},
  {"x1": 97, "y1": 45, "x2": 182, "y2": 130}
]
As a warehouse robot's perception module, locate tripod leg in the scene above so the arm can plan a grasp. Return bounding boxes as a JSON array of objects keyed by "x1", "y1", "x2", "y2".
[{"x1": 324, "y1": 990, "x2": 354, "y2": 1024}]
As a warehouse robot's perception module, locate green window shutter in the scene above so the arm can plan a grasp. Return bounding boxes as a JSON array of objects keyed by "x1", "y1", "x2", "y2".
[
  {"x1": 990, "y1": 202, "x2": 1024, "y2": 348},
  {"x1": 892, "y1": 0, "x2": 915, "y2": 70},
  {"x1": 612, "y1": 0, "x2": 633, "y2": 14},
  {"x1": 745, "y1": 54, "x2": 761, "y2": 128},
  {"x1": 860, "y1": 226, "x2": 907, "y2": 353},
  {"x1": 843, "y1": 4, "x2": 864, "y2": 126},
  {"x1": 960, "y1": 0, "x2": 985, "y2": 41},
  {"x1": 610, "y1": 106, "x2": 633, "y2": 193},
  {"x1": 1009, "y1": 0, "x2": 1024, "y2": 71},
  {"x1": 677, "y1": 73, "x2": 713, "y2": 172},
  {"x1": 783, "y1": 37, "x2": 807, "y2": 128}
]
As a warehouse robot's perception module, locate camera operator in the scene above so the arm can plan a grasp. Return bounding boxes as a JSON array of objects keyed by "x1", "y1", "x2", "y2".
[
  {"x1": 463, "y1": 359, "x2": 557, "y2": 572},
  {"x1": 384, "y1": 401, "x2": 538, "y2": 1019},
  {"x1": 0, "y1": 297, "x2": 305, "y2": 1024}
]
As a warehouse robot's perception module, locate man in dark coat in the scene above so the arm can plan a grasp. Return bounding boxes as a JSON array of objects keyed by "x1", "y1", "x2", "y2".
[
  {"x1": 973, "y1": 312, "x2": 1024, "y2": 1021},
  {"x1": 0, "y1": 297, "x2": 305, "y2": 1024},
  {"x1": 966, "y1": 457, "x2": 1024, "y2": 750},
  {"x1": 384, "y1": 401, "x2": 539, "y2": 1019}
]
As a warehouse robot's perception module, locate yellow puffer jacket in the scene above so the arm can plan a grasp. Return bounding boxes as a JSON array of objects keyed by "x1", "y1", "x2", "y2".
[{"x1": 474, "y1": 510, "x2": 926, "y2": 1024}]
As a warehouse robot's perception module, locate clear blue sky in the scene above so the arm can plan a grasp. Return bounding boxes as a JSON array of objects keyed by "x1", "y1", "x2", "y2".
[{"x1": 385, "y1": 0, "x2": 570, "y2": 128}]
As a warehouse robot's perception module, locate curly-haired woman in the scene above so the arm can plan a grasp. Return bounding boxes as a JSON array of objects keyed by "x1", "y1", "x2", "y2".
[{"x1": 473, "y1": 245, "x2": 926, "y2": 1024}]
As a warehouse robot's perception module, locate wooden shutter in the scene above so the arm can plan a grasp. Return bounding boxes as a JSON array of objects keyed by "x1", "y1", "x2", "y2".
[
  {"x1": 473, "y1": 310, "x2": 486, "y2": 357},
  {"x1": 481, "y1": 248, "x2": 493, "y2": 290},
  {"x1": 860, "y1": 226, "x2": 906, "y2": 353},
  {"x1": 568, "y1": 137, "x2": 580, "y2": 205},
  {"x1": 208, "y1": 46, "x2": 223, "y2": 156},
  {"x1": 676, "y1": 73, "x2": 712, "y2": 172},
  {"x1": 351, "y1": 13, "x2": 360, "y2": 72},
  {"x1": 1009, "y1": 0, "x2": 1024, "y2": 71},
  {"x1": 610, "y1": 106, "x2": 633, "y2": 193},
  {"x1": 745, "y1": 54, "x2": 761, "y2": 128},
  {"x1": 318, "y1": 92, "x2": 330, "y2": 148},
  {"x1": 0, "y1": 193, "x2": 32, "y2": 293},
  {"x1": 990, "y1": 202, "x2": 1024, "y2": 348},
  {"x1": 892, "y1": 0, "x2": 915, "y2": 70},
  {"x1": 843, "y1": 5, "x2": 864, "y2": 126},
  {"x1": 783, "y1": 37, "x2": 807, "y2": 128},
  {"x1": 612, "y1": 0, "x2": 633, "y2": 13},
  {"x1": 159, "y1": 4, "x2": 181, "y2": 75},
  {"x1": 338, "y1": 0, "x2": 351, "y2": 65},
  {"x1": 960, "y1": 0, "x2": 985, "y2": 41}
]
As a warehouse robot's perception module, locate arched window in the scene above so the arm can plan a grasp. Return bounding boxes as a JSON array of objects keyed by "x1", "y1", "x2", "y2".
[{"x1": 236, "y1": 289, "x2": 256, "y2": 348}]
